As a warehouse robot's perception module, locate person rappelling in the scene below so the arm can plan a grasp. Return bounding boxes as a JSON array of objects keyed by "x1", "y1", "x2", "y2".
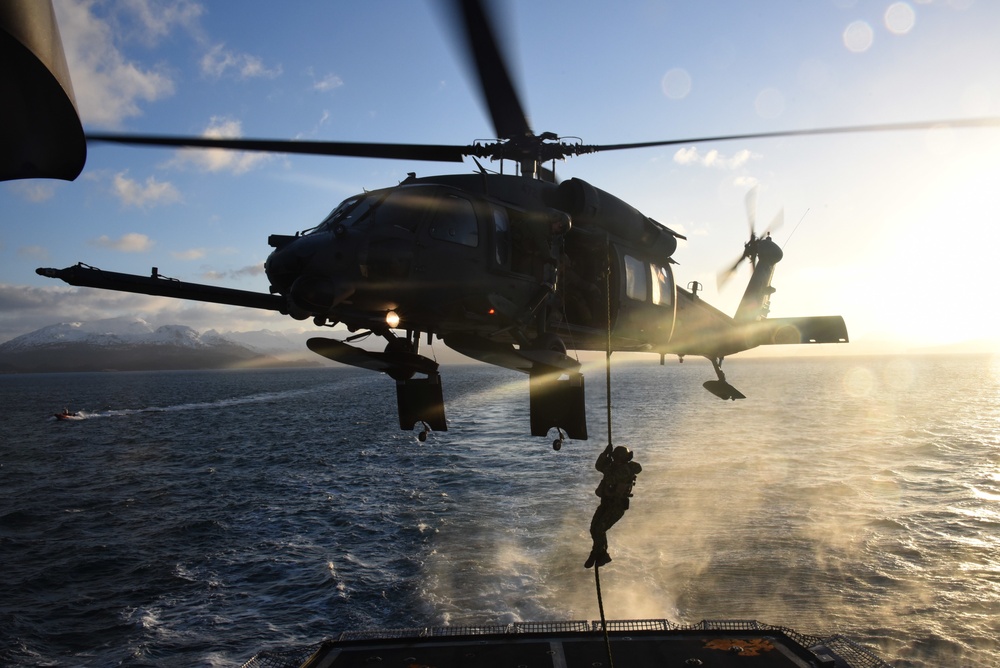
[{"x1": 585, "y1": 443, "x2": 641, "y2": 568}]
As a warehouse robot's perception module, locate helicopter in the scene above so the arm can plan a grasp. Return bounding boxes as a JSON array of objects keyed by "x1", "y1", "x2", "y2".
[{"x1": 19, "y1": 0, "x2": 1000, "y2": 443}]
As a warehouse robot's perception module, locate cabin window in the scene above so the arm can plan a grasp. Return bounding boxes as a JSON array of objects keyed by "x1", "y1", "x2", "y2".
[
  {"x1": 650, "y1": 263, "x2": 673, "y2": 306},
  {"x1": 624, "y1": 255, "x2": 647, "y2": 301},
  {"x1": 492, "y1": 205, "x2": 510, "y2": 266},
  {"x1": 429, "y1": 194, "x2": 478, "y2": 247}
]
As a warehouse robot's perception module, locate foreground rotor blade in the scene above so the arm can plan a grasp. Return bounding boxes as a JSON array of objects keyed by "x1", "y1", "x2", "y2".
[
  {"x1": 1, "y1": 0, "x2": 87, "y2": 181},
  {"x1": 585, "y1": 116, "x2": 1000, "y2": 154},
  {"x1": 448, "y1": 0, "x2": 532, "y2": 140},
  {"x1": 86, "y1": 133, "x2": 469, "y2": 163}
]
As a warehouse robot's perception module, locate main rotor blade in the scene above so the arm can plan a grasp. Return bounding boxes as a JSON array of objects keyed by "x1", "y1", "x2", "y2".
[
  {"x1": 86, "y1": 133, "x2": 469, "y2": 163},
  {"x1": 449, "y1": 0, "x2": 532, "y2": 140},
  {"x1": 585, "y1": 116, "x2": 1000, "y2": 154}
]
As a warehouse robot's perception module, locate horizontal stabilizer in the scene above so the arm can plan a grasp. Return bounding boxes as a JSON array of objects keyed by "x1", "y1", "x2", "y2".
[
  {"x1": 759, "y1": 316, "x2": 849, "y2": 345},
  {"x1": 703, "y1": 380, "x2": 746, "y2": 401}
]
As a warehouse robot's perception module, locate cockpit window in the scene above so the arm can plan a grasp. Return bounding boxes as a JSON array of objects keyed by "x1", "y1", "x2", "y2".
[
  {"x1": 376, "y1": 188, "x2": 432, "y2": 232},
  {"x1": 429, "y1": 194, "x2": 478, "y2": 247},
  {"x1": 309, "y1": 195, "x2": 376, "y2": 234}
]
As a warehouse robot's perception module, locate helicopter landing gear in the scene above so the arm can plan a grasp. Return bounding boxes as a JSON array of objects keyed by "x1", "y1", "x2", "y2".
[
  {"x1": 703, "y1": 357, "x2": 746, "y2": 401},
  {"x1": 443, "y1": 331, "x2": 588, "y2": 442},
  {"x1": 529, "y1": 367, "x2": 588, "y2": 440},
  {"x1": 551, "y1": 428, "x2": 566, "y2": 451},
  {"x1": 528, "y1": 333, "x2": 587, "y2": 441},
  {"x1": 396, "y1": 374, "x2": 446, "y2": 433}
]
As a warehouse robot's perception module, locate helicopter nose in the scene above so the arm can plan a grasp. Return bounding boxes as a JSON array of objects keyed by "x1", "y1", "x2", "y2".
[
  {"x1": 265, "y1": 234, "x2": 325, "y2": 293},
  {"x1": 289, "y1": 274, "x2": 355, "y2": 313},
  {"x1": 265, "y1": 233, "x2": 356, "y2": 316}
]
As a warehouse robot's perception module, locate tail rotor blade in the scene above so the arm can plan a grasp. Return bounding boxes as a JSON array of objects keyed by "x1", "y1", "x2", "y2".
[
  {"x1": 718, "y1": 250, "x2": 748, "y2": 289},
  {"x1": 764, "y1": 208, "x2": 784, "y2": 237},
  {"x1": 744, "y1": 185, "x2": 759, "y2": 236}
]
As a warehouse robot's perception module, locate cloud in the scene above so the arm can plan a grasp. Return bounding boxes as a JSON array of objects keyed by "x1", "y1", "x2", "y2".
[
  {"x1": 112, "y1": 171, "x2": 181, "y2": 208},
  {"x1": 18, "y1": 246, "x2": 50, "y2": 260},
  {"x1": 201, "y1": 263, "x2": 265, "y2": 281},
  {"x1": 5, "y1": 181, "x2": 57, "y2": 202},
  {"x1": 54, "y1": 0, "x2": 176, "y2": 127},
  {"x1": 233, "y1": 263, "x2": 265, "y2": 277},
  {"x1": 0, "y1": 283, "x2": 170, "y2": 342},
  {"x1": 313, "y1": 73, "x2": 344, "y2": 93},
  {"x1": 171, "y1": 248, "x2": 207, "y2": 260},
  {"x1": 673, "y1": 147, "x2": 757, "y2": 169},
  {"x1": 119, "y1": 0, "x2": 204, "y2": 42},
  {"x1": 168, "y1": 117, "x2": 271, "y2": 174},
  {"x1": 201, "y1": 43, "x2": 282, "y2": 79},
  {"x1": 89, "y1": 233, "x2": 155, "y2": 252}
]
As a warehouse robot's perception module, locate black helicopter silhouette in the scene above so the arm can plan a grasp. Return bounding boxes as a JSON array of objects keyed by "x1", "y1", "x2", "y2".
[{"x1": 18, "y1": 1, "x2": 1000, "y2": 442}]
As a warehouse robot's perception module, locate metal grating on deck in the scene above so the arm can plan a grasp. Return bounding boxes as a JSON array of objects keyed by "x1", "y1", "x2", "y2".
[{"x1": 241, "y1": 619, "x2": 891, "y2": 668}]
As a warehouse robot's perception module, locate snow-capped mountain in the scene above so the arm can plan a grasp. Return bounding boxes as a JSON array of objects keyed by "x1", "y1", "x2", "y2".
[
  {"x1": 2, "y1": 318, "x2": 211, "y2": 351},
  {"x1": 0, "y1": 318, "x2": 317, "y2": 373}
]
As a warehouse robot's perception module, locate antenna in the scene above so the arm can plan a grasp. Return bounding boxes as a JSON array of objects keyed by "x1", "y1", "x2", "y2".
[{"x1": 782, "y1": 208, "x2": 810, "y2": 249}]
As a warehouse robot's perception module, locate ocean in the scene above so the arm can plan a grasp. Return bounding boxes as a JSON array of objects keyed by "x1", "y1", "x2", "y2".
[{"x1": 1, "y1": 354, "x2": 997, "y2": 667}]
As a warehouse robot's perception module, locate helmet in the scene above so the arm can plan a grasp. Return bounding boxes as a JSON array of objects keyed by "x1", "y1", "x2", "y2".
[{"x1": 612, "y1": 445, "x2": 633, "y2": 462}]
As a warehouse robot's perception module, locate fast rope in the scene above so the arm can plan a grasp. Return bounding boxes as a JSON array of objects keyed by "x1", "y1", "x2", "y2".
[
  {"x1": 595, "y1": 235, "x2": 615, "y2": 668},
  {"x1": 595, "y1": 563, "x2": 614, "y2": 668}
]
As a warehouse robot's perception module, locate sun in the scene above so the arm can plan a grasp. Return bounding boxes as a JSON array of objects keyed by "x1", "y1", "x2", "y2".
[{"x1": 835, "y1": 133, "x2": 1000, "y2": 350}]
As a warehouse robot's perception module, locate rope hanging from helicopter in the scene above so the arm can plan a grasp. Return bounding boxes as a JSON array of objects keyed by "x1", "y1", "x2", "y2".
[{"x1": 593, "y1": 233, "x2": 615, "y2": 668}]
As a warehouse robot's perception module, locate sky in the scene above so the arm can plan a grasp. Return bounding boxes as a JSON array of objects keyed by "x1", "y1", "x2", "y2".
[{"x1": 2, "y1": 0, "x2": 1000, "y2": 355}]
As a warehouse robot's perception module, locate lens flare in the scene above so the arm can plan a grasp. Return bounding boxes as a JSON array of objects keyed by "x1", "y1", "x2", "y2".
[
  {"x1": 661, "y1": 68, "x2": 692, "y2": 100},
  {"x1": 843, "y1": 20, "x2": 874, "y2": 53},
  {"x1": 884, "y1": 2, "x2": 916, "y2": 35}
]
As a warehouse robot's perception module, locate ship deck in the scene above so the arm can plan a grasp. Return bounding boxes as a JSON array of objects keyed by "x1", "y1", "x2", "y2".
[{"x1": 242, "y1": 620, "x2": 889, "y2": 668}]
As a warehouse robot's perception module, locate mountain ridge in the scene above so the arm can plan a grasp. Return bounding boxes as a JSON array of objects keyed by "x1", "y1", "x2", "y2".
[{"x1": 0, "y1": 318, "x2": 320, "y2": 373}]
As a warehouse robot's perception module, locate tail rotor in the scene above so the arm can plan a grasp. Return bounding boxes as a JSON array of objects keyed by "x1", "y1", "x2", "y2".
[{"x1": 718, "y1": 185, "x2": 783, "y2": 288}]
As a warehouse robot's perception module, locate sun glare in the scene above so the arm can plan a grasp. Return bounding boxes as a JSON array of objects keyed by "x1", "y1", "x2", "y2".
[{"x1": 835, "y1": 130, "x2": 1000, "y2": 350}]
